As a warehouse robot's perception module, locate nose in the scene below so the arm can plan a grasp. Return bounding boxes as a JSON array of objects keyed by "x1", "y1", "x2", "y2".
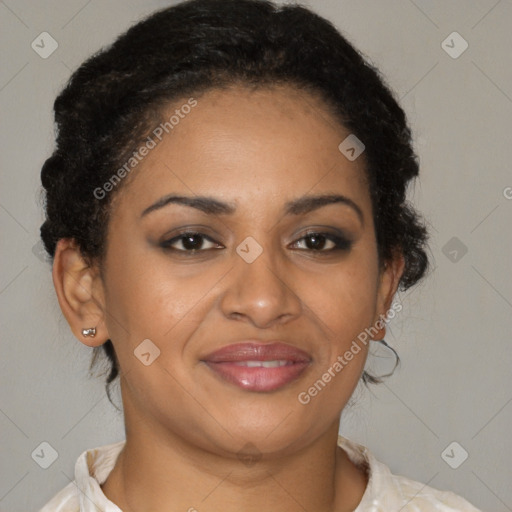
[{"x1": 219, "y1": 249, "x2": 303, "y2": 329}]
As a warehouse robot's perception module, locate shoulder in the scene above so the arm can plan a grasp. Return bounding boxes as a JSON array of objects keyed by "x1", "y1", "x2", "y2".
[
  {"x1": 37, "y1": 440, "x2": 125, "y2": 512},
  {"x1": 38, "y1": 482, "x2": 79, "y2": 512},
  {"x1": 337, "y1": 435, "x2": 483, "y2": 512},
  {"x1": 386, "y1": 472, "x2": 483, "y2": 511}
]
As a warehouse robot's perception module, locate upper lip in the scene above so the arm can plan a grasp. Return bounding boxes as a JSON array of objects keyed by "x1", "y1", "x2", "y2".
[{"x1": 202, "y1": 341, "x2": 312, "y2": 363}]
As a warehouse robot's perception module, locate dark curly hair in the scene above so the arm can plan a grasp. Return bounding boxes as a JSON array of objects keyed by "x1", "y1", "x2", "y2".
[{"x1": 39, "y1": 0, "x2": 430, "y2": 406}]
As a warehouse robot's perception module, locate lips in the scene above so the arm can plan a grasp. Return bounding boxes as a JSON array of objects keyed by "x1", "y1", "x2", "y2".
[{"x1": 202, "y1": 342, "x2": 312, "y2": 392}]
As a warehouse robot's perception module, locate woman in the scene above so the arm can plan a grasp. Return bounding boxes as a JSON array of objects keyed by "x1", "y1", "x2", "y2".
[{"x1": 38, "y1": 0, "x2": 482, "y2": 510}]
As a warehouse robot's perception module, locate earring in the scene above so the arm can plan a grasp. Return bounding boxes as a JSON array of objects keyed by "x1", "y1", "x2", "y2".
[{"x1": 82, "y1": 327, "x2": 96, "y2": 337}]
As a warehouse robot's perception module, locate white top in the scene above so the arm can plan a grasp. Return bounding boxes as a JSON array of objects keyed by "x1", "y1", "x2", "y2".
[{"x1": 39, "y1": 435, "x2": 482, "y2": 511}]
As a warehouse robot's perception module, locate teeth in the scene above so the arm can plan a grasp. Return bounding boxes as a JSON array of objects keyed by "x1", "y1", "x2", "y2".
[{"x1": 233, "y1": 360, "x2": 289, "y2": 368}]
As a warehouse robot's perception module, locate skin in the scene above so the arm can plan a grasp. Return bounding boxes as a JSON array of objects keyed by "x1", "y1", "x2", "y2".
[{"x1": 53, "y1": 84, "x2": 404, "y2": 512}]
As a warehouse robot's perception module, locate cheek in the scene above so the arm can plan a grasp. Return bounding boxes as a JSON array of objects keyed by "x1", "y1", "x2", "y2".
[
  {"x1": 101, "y1": 241, "x2": 225, "y2": 366},
  {"x1": 293, "y1": 259, "x2": 378, "y2": 415},
  {"x1": 292, "y1": 245, "x2": 380, "y2": 411},
  {"x1": 303, "y1": 248, "x2": 380, "y2": 341}
]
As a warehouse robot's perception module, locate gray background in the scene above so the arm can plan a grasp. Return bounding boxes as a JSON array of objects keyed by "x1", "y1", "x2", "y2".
[{"x1": 1, "y1": 0, "x2": 511, "y2": 510}]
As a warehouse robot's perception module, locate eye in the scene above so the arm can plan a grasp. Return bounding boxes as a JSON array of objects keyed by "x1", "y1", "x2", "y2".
[
  {"x1": 291, "y1": 231, "x2": 352, "y2": 252},
  {"x1": 160, "y1": 230, "x2": 352, "y2": 255},
  {"x1": 160, "y1": 232, "x2": 222, "y2": 253}
]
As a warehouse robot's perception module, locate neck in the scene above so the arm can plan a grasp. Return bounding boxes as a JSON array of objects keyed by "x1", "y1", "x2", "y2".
[{"x1": 101, "y1": 393, "x2": 367, "y2": 512}]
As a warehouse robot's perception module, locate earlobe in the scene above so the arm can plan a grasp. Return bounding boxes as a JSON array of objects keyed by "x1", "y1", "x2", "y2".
[{"x1": 52, "y1": 238, "x2": 108, "y2": 347}]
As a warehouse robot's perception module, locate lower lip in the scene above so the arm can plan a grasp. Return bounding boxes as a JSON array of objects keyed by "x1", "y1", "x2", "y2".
[{"x1": 204, "y1": 361, "x2": 310, "y2": 392}]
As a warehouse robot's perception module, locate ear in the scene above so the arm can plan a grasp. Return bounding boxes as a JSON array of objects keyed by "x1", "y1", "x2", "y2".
[
  {"x1": 372, "y1": 249, "x2": 406, "y2": 339},
  {"x1": 52, "y1": 238, "x2": 109, "y2": 347}
]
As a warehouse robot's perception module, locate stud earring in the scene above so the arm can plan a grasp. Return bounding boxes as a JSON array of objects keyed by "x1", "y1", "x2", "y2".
[{"x1": 82, "y1": 327, "x2": 96, "y2": 337}]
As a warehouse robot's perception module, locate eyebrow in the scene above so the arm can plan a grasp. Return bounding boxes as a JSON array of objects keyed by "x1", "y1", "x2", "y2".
[{"x1": 140, "y1": 193, "x2": 364, "y2": 225}]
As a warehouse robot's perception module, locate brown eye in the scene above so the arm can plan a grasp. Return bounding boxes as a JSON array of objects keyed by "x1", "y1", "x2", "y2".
[
  {"x1": 161, "y1": 232, "x2": 221, "y2": 252},
  {"x1": 292, "y1": 232, "x2": 352, "y2": 252}
]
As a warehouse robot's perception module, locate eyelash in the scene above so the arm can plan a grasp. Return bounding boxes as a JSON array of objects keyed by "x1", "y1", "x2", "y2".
[{"x1": 160, "y1": 230, "x2": 353, "y2": 255}]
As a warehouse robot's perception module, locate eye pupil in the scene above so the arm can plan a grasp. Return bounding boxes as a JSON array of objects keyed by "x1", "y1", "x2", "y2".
[
  {"x1": 182, "y1": 234, "x2": 203, "y2": 250},
  {"x1": 306, "y1": 234, "x2": 326, "y2": 250}
]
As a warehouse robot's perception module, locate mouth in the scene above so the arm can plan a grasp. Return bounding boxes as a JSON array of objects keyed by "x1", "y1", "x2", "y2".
[{"x1": 201, "y1": 342, "x2": 312, "y2": 392}]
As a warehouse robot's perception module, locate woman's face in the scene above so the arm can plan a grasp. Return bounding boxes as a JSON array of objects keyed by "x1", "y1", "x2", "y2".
[{"x1": 92, "y1": 84, "x2": 402, "y2": 456}]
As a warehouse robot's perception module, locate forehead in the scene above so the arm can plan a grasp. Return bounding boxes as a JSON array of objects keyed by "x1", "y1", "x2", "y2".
[{"x1": 110, "y1": 84, "x2": 370, "y2": 219}]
